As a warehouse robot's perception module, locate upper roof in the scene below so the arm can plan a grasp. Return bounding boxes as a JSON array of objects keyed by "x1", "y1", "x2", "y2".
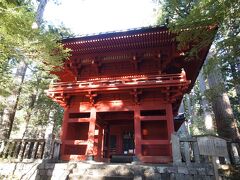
[
  {"x1": 62, "y1": 25, "x2": 174, "y2": 56},
  {"x1": 57, "y1": 25, "x2": 216, "y2": 91}
]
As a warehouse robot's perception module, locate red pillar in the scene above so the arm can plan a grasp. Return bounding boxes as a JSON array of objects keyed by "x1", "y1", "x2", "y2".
[
  {"x1": 86, "y1": 107, "x2": 96, "y2": 157},
  {"x1": 166, "y1": 103, "x2": 174, "y2": 138},
  {"x1": 96, "y1": 127, "x2": 103, "y2": 160},
  {"x1": 166, "y1": 103, "x2": 174, "y2": 157},
  {"x1": 60, "y1": 107, "x2": 69, "y2": 158},
  {"x1": 134, "y1": 105, "x2": 141, "y2": 159}
]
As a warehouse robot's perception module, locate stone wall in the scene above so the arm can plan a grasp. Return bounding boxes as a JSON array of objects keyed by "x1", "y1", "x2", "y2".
[
  {"x1": 0, "y1": 160, "x2": 224, "y2": 180},
  {"x1": 0, "y1": 160, "x2": 73, "y2": 180},
  {"x1": 0, "y1": 160, "x2": 40, "y2": 180}
]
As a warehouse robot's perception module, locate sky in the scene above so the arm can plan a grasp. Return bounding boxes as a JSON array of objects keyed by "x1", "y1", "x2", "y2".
[{"x1": 44, "y1": 0, "x2": 158, "y2": 35}]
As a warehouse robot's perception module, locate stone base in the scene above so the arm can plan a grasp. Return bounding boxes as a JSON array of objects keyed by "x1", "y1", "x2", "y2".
[{"x1": 0, "y1": 160, "x2": 220, "y2": 180}]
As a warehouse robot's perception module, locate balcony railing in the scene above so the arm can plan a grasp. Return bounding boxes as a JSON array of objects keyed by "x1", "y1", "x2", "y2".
[{"x1": 48, "y1": 72, "x2": 190, "y2": 93}]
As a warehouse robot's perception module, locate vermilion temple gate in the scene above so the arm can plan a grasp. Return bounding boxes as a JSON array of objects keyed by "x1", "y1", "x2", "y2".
[{"x1": 47, "y1": 26, "x2": 215, "y2": 163}]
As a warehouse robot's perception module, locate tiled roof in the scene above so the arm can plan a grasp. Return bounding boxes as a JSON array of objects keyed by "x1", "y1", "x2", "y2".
[
  {"x1": 62, "y1": 25, "x2": 166, "y2": 41},
  {"x1": 62, "y1": 25, "x2": 173, "y2": 55}
]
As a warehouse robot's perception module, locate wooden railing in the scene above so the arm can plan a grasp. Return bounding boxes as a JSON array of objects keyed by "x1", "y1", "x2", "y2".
[
  {"x1": 0, "y1": 139, "x2": 61, "y2": 161},
  {"x1": 171, "y1": 134, "x2": 240, "y2": 165},
  {"x1": 2, "y1": 135, "x2": 239, "y2": 166},
  {"x1": 48, "y1": 72, "x2": 189, "y2": 92}
]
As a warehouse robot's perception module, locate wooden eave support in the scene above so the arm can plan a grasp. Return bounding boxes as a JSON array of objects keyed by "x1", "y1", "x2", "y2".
[
  {"x1": 129, "y1": 89, "x2": 142, "y2": 104},
  {"x1": 46, "y1": 91, "x2": 71, "y2": 108},
  {"x1": 85, "y1": 91, "x2": 97, "y2": 106}
]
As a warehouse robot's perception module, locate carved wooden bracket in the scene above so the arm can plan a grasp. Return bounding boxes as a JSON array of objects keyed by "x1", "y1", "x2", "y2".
[
  {"x1": 132, "y1": 53, "x2": 143, "y2": 71},
  {"x1": 85, "y1": 91, "x2": 97, "y2": 106},
  {"x1": 130, "y1": 89, "x2": 142, "y2": 104}
]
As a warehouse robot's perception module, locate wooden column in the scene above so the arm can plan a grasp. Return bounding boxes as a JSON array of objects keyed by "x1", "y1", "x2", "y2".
[
  {"x1": 60, "y1": 107, "x2": 69, "y2": 158},
  {"x1": 86, "y1": 107, "x2": 96, "y2": 157},
  {"x1": 104, "y1": 125, "x2": 110, "y2": 158},
  {"x1": 166, "y1": 103, "x2": 174, "y2": 158},
  {"x1": 166, "y1": 104, "x2": 174, "y2": 134},
  {"x1": 97, "y1": 127, "x2": 103, "y2": 160},
  {"x1": 134, "y1": 105, "x2": 141, "y2": 158}
]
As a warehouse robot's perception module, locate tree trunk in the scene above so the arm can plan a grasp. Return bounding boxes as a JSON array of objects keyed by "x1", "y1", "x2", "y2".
[
  {"x1": 207, "y1": 57, "x2": 240, "y2": 140},
  {"x1": 35, "y1": 0, "x2": 56, "y2": 158},
  {"x1": 36, "y1": 0, "x2": 48, "y2": 26},
  {"x1": 177, "y1": 100, "x2": 190, "y2": 137},
  {"x1": 178, "y1": 100, "x2": 185, "y2": 114},
  {"x1": 0, "y1": 111, "x2": 3, "y2": 125},
  {"x1": 198, "y1": 70, "x2": 214, "y2": 130},
  {"x1": 21, "y1": 0, "x2": 49, "y2": 138},
  {"x1": 237, "y1": 57, "x2": 240, "y2": 72},
  {"x1": 229, "y1": 61, "x2": 240, "y2": 104},
  {"x1": 21, "y1": 93, "x2": 37, "y2": 139},
  {"x1": 1, "y1": 109, "x2": 11, "y2": 139},
  {"x1": 21, "y1": 76, "x2": 42, "y2": 139},
  {"x1": 0, "y1": 0, "x2": 49, "y2": 140},
  {"x1": 186, "y1": 93, "x2": 193, "y2": 135},
  {"x1": 43, "y1": 109, "x2": 56, "y2": 159},
  {"x1": 0, "y1": 61, "x2": 27, "y2": 139}
]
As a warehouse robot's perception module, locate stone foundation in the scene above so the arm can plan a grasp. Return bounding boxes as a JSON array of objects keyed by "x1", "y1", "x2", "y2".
[
  {"x1": 0, "y1": 160, "x2": 71, "y2": 180},
  {"x1": 0, "y1": 160, "x2": 222, "y2": 180}
]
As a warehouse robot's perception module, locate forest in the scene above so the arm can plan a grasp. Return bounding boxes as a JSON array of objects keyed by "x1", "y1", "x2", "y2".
[{"x1": 0, "y1": 0, "x2": 239, "y2": 141}]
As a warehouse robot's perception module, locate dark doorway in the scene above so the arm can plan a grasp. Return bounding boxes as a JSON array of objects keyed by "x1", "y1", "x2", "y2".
[
  {"x1": 97, "y1": 111, "x2": 134, "y2": 161},
  {"x1": 122, "y1": 131, "x2": 134, "y2": 154}
]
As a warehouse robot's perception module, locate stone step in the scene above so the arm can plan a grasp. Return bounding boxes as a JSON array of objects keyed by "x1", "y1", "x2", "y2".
[
  {"x1": 110, "y1": 155, "x2": 133, "y2": 163},
  {"x1": 72, "y1": 165, "x2": 134, "y2": 177},
  {"x1": 69, "y1": 175, "x2": 134, "y2": 180}
]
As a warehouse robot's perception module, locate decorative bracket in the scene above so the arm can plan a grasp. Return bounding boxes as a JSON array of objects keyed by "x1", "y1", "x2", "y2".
[
  {"x1": 85, "y1": 91, "x2": 97, "y2": 106},
  {"x1": 130, "y1": 89, "x2": 142, "y2": 105},
  {"x1": 92, "y1": 57, "x2": 102, "y2": 75},
  {"x1": 132, "y1": 53, "x2": 143, "y2": 71}
]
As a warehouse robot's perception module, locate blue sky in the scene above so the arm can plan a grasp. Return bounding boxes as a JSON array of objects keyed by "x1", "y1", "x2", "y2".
[{"x1": 44, "y1": 0, "x2": 158, "y2": 35}]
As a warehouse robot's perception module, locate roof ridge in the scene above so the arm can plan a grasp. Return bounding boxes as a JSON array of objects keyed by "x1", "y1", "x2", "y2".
[{"x1": 62, "y1": 24, "x2": 167, "y2": 41}]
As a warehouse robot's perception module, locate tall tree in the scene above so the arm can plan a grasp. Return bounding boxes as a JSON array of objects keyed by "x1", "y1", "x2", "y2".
[
  {"x1": 21, "y1": 0, "x2": 48, "y2": 139},
  {"x1": 0, "y1": 0, "x2": 70, "y2": 139},
  {"x1": 177, "y1": 100, "x2": 190, "y2": 137},
  {"x1": 0, "y1": 61, "x2": 27, "y2": 139},
  {"x1": 198, "y1": 69, "x2": 214, "y2": 130},
  {"x1": 158, "y1": 0, "x2": 240, "y2": 139},
  {"x1": 205, "y1": 53, "x2": 240, "y2": 139}
]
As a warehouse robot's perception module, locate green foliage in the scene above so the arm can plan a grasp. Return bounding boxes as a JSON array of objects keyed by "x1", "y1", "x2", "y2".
[
  {"x1": 0, "y1": 0, "x2": 72, "y2": 138},
  {"x1": 157, "y1": 0, "x2": 240, "y2": 134},
  {"x1": 205, "y1": 84, "x2": 225, "y2": 102},
  {"x1": 190, "y1": 115, "x2": 215, "y2": 135},
  {"x1": 183, "y1": 80, "x2": 215, "y2": 135},
  {"x1": 0, "y1": 0, "x2": 71, "y2": 70},
  {"x1": 158, "y1": 0, "x2": 239, "y2": 61},
  {"x1": 10, "y1": 65, "x2": 64, "y2": 138},
  {"x1": 0, "y1": 60, "x2": 12, "y2": 98}
]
